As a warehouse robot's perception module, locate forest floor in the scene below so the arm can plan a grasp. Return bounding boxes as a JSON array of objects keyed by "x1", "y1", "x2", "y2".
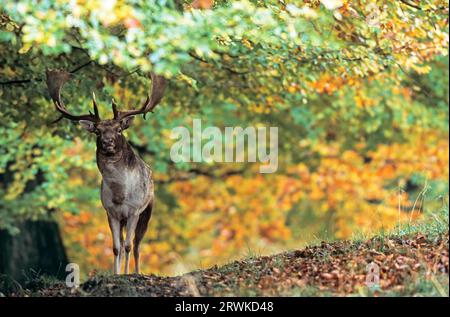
[{"x1": 2, "y1": 215, "x2": 449, "y2": 297}]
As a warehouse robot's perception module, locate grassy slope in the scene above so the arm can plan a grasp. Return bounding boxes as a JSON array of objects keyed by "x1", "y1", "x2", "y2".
[{"x1": 1, "y1": 210, "x2": 448, "y2": 297}]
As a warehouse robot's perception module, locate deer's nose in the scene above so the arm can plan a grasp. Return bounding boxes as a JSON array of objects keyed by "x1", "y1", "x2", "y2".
[{"x1": 102, "y1": 138, "x2": 114, "y2": 147}]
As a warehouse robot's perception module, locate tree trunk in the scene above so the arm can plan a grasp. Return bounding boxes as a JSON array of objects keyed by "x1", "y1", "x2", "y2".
[{"x1": 0, "y1": 220, "x2": 69, "y2": 283}]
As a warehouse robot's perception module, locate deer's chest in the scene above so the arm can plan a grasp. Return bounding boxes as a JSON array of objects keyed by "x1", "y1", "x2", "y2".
[{"x1": 100, "y1": 164, "x2": 152, "y2": 220}]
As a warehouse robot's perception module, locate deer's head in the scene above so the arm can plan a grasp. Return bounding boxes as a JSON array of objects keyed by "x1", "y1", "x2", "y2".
[{"x1": 46, "y1": 70, "x2": 166, "y2": 155}]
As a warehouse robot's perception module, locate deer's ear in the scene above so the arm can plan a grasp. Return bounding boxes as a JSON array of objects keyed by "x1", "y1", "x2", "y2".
[
  {"x1": 79, "y1": 120, "x2": 96, "y2": 133},
  {"x1": 120, "y1": 116, "x2": 134, "y2": 130}
]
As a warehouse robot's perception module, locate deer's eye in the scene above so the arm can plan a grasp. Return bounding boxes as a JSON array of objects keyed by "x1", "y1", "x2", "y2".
[{"x1": 117, "y1": 128, "x2": 122, "y2": 134}]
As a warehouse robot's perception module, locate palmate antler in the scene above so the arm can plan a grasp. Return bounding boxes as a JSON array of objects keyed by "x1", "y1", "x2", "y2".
[
  {"x1": 46, "y1": 69, "x2": 100, "y2": 123},
  {"x1": 111, "y1": 73, "x2": 167, "y2": 120},
  {"x1": 46, "y1": 70, "x2": 167, "y2": 123}
]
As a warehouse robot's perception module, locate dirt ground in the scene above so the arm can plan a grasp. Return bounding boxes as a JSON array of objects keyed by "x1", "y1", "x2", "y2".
[{"x1": 2, "y1": 231, "x2": 448, "y2": 297}]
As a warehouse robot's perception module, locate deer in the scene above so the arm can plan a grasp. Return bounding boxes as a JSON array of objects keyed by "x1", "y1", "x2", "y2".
[{"x1": 45, "y1": 69, "x2": 167, "y2": 274}]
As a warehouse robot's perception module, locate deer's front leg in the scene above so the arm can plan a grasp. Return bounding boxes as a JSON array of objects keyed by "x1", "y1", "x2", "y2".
[
  {"x1": 107, "y1": 215, "x2": 122, "y2": 274},
  {"x1": 124, "y1": 215, "x2": 140, "y2": 274}
]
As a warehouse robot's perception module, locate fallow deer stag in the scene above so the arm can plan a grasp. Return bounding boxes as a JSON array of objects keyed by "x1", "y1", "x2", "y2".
[{"x1": 46, "y1": 69, "x2": 167, "y2": 274}]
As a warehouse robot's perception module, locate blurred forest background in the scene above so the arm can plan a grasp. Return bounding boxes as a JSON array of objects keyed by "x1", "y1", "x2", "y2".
[{"x1": 0, "y1": 0, "x2": 448, "y2": 280}]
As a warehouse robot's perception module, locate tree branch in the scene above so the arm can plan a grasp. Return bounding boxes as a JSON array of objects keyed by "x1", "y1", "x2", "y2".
[
  {"x1": 129, "y1": 140, "x2": 244, "y2": 183},
  {"x1": 156, "y1": 168, "x2": 243, "y2": 184},
  {"x1": 0, "y1": 60, "x2": 93, "y2": 86},
  {"x1": 398, "y1": 0, "x2": 422, "y2": 10},
  {"x1": 189, "y1": 52, "x2": 251, "y2": 75}
]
